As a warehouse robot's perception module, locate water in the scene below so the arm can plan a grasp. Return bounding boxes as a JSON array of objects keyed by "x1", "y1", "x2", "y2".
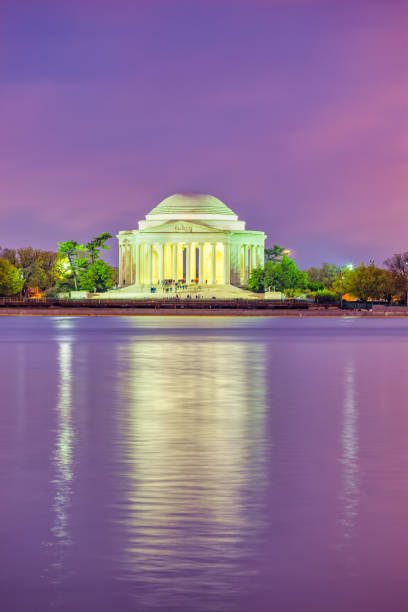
[{"x1": 1, "y1": 316, "x2": 408, "y2": 612}]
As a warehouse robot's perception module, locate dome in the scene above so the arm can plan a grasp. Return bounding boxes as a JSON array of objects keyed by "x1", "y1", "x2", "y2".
[{"x1": 147, "y1": 193, "x2": 236, "y2": 218}]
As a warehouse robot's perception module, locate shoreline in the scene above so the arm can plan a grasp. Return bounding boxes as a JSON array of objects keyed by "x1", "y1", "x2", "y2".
[{"x1": 1, "y1": 307, "x2": 407, "y2": 317}]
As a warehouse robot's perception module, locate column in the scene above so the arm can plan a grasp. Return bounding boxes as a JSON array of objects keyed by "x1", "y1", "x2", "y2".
[
  {"x1": 250, "y1": 245, "x2": 256, "y2": 272},
  {"x1": 158, "y1": 243, "x2": 164, "y2": 283},
  {"x1": 140, "y1": 244, "x2": 145, "y2": 284},
  {"x1": 172, "y1": 243, "x2": 177, "y2": 281},
  {"x1": 198, "y1": 243, "x2": 204, "y2": 284},
  {"x1": 260, "y1": 246, "x2": 265, "y2": 268},
  {"x1": 254, "y1": 246, "x2": 258, "y2": 268},
  {"x1": 147, "y1": 243, "x2": 152, "y2": 284},
  {"x1": 191, "y1": 244, "x2": 196, "y2": 280},
  {"x1": 119, "y1": 246, "x2": 123, "y2": 286},
  {"x1": 123, "y1": 246, "x2": 128, "y2": 285},
  {"x1": 177, "y1": 244, "x2": 184, "y2": 280},
  {"x1": 164, "y1": 243, "x2": 170, "y2": 278},
  {"x1": 230, "y1": 244, "x2": 238, "y2": 286},
  {"x1": 129, "y1": 245, "x2": 133, "y2": 284},
  {"x1": 223, "y1": 243, "x2": 230, "y2": 284},
  {"x1": 134, "y1": 243, "x2": 140, "y2": 285},
  {"x1": 211, "y1": 243, "x2": 217, "y2": 284},
  {"x1": 185, "y1": 243, "x2": 191, "y2": 284},
  {"x1": 242, "y1": 244, "x2": 248, "y2": 283}
]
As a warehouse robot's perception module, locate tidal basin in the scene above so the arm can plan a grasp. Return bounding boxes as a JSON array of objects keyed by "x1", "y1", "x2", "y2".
[{"x1": 1, "y1": 317, "x2": 408, "y2": 612}]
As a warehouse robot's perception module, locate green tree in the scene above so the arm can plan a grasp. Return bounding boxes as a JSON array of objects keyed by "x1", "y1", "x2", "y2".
[
  {"x1": 85, "y1": 232, "x2": 112, "y2": 264},
  {"x1": 0, "y1": 258, "x2": 20, "y2": 296},
  {"x1": 27, "y1": 261, "x2": 48, "y2": 290},
  {"x1": 331, "y1": 268, "x2": 353, "y2": 297},
  {"x1": 78, "y1": 259, "x2": 115, "y2": 292},
  {"x1": 381, "y1": 270, "x2": 405, "y2": 303},
  {"x1": 306, "y1": 263, "x2": 338, "y2": 290},
  {"x1": 0, "y1": 247, "x2": 62, "y2": 294},
  {"x1": 264, "y1": 245, "x2": 287, "y2": 262},
  {"x1": 247, "y1": 266, "x2": 265, "y2": 293},
  {"x1": 264, "y1": 255, "x2": 307, "y2": 292},
  {"x1": 57, "y1": 240, "x2": 85, "y2": 290},
  {"x1": 335, "y1": 264, "x2": 398, "y2": 302},
  {"x1": 36, "y1": 251, "x2": 62, "y2": 288}
]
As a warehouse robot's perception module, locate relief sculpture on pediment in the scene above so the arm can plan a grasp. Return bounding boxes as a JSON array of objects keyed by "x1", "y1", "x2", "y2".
[{"x1": 173, "y1": 223, "x2": 192, "y2": 232}]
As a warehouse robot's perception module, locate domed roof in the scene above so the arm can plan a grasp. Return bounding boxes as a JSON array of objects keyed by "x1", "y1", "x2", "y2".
[{"x1": 148, "y1": 193, "x2": 236, "y2": 217}]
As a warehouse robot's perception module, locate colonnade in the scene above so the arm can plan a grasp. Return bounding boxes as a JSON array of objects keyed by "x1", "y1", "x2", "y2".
[
  {"x1": 119, "y1": 240, "x2": 264, "y2": 287},
  {"x1": 238, "y1": 244, "x2": 264, "y2": 285}
]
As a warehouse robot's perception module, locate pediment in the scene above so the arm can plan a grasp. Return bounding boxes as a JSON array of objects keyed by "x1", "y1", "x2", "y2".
[{"x1": 140, "y1": 220, "x2": 225, "y2": 234}]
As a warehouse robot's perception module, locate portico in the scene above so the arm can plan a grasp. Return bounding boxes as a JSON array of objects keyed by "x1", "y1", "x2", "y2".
[{"x1": 117, "y1": 193, "x2": 266, "y2": 290}]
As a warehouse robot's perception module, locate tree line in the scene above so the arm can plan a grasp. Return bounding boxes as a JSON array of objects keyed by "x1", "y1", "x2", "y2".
[
  {"x1": 0, "y1": 233, "x2": 116, "y2": 297},
  {"x1": 248, "y1": 245, "x2": 408, "y2": 304},
  {"x1": 1, "y1": 235, "x2": 407, "y2": 304}
]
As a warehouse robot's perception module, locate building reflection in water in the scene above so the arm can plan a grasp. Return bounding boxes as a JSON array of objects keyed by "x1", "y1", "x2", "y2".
[
  {"x1": 339, "y1": 359, "x2": 359, "y2": 559},
  {"x1": 48, "y1": 326, "x2": 75, "y2": 584},
  {"x1": 114, "y1": 334, "x2": 267, "y2": 610}
]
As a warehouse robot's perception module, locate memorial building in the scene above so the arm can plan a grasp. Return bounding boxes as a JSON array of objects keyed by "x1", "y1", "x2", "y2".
[{"x1": 117, "y1": 193, "x2": 266, "y2": 291}]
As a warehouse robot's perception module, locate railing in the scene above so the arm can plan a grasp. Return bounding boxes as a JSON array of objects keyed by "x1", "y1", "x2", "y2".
[
  {"x1": 0, "y1": 297, "x2": 310, "y2": 310},
  {"x1": 0, "y1": 297, "x2": 49, "y2": 304}
]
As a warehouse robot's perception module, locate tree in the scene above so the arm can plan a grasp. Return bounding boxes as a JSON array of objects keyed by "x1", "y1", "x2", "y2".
[
  {"x1": 264, "y1": 245, "x2": 287, "y2": 262},
  {"x1": 381, "y1": 270, "x2": 406, "y2": 303},
  {"x1": 264, "y1": 254, "x2": 307, "y2": 293},
  {"x1": 333, "y1": 263, "x2": 399, "y2": 302},
  {"x1": 0, "y1": 258, "x2": 20, "y2": 296},
  {"x1": 0, "y1": 247, "x2": 18, "y2": 267},
  {"x1": 247, "y1": 267, "x2": 265, "y2": 293},
  {"x1": 0, "y1": 247, "x2": 63, "y2": 294},
  {"x1": 57, "y1": 240, "x2": 85, "y2": 290},
  {"x1": 77, "y1": 259, "x2": 115, "y2": 292},
  {"x1": 36, "y1": 251, "x2": 62, "y2": 288},
  {"x1": 57, "y1": 233, "x2": 114, "y2": 293},
  {"x1": 16, "y1": 247, "x2": 39, "y2": 270},
  {"x1": 85, "y1": 232, "x2": 112, "y2": 264},
  {"x1": 331, "y1": 268, "x2": 353, "y2": 297},
  {"x1": 306, "y1": 263, "x2": 338, "y2": 290},
  {"x1": 348, "y1": 264, "x2": 382, "y2": 301},
  {"x1": 27, "y1": 261, "x2": 48, "y2": 290},
  {"x1": 384, "y1": 252, "x2": 408, "y2": 304}
]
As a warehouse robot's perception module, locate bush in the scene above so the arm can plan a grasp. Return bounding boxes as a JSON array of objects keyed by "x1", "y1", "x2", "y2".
[
  {"x1": 78, "y1": 260, "x2": 115, "y2": 292},
  {"x1": 44, "y1": 286, "x2": 61, "y2": 298},
  {"x1": 314, "y1": 289, "x2": 339, "y2": 304},
  {"x1": 247, "y1": 267, "x2": 265, "y2": 292}
]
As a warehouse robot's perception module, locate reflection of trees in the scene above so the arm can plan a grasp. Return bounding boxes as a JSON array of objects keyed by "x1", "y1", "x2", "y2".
[{"x1": 114, "y1": 337, "x2": 266, "y2": 609}]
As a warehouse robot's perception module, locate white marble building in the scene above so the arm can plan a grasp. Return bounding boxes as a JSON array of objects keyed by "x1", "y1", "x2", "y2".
[{"x1": 117, "y1": 193, "x2": 266, "y2": 289}]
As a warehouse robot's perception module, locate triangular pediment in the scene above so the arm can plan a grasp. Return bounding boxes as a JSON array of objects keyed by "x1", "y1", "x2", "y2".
[{"x1": 140, "y1": 220, "x2": 225, "y2": 234}]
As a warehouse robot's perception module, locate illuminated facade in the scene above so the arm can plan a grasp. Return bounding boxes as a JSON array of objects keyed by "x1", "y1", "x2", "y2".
[{"x1": 117, "y1": 193, "x2": 266, "y2": 288}]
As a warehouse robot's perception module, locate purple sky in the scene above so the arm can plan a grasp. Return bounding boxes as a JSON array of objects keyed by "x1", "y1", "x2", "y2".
[{"x1": 1, "y1": 0, "x2": 407, "y2": 268}]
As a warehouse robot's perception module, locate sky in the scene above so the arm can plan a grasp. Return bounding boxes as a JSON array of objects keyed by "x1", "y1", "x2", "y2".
[{"x1": 1, "y1": 0, "x2": 407, "y2": 268}]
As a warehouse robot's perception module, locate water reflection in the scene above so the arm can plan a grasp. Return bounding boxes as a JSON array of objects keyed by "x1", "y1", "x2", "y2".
[
  {"x1": 49, "y1": 340, "x2": 75, "y2": 582},
  {"x1": 339, "y1": 360, "x2": 359, "y2": 554},
  {"x1": 114, "y1": 336, "x2": 266, "y2": 610}
]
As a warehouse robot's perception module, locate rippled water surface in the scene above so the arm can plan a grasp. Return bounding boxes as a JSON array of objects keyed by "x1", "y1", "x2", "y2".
[{"x1": 1, "y1": 316, "x2": 408, "y2": 612}]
